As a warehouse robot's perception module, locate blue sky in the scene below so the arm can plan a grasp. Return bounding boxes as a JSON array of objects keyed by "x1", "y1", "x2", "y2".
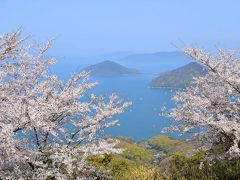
[{"x1": 1, "y1": 0, "x2": 240, "y2": 56}]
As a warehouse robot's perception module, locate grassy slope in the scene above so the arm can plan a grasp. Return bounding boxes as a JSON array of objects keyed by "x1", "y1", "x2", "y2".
[{"x1": 147, "y1": 135, "x2": 194, "y2": 156}]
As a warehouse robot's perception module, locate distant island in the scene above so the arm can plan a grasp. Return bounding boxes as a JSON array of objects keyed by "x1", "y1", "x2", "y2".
[
  {"x1": 150, "y1": 62, "x2": 207, "y2": 88},
  {"x1": 84, "y1": 60, "x2": 140, "y2": 76},
  {"x1": 118, "y1": 51, "x2": 191, "y2": 64}
]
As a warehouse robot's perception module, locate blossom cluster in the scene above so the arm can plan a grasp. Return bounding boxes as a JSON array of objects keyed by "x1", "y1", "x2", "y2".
[
  {"x1": 0, "y1": 31, "x2": 130, "y2": 179},
  {"x1": 167, "y1": 48, "x2": 240, "y2": 158}
]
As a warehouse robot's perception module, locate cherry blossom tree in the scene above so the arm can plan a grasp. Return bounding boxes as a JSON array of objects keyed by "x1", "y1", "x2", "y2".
[
  {"x1": 0, "y1": 31, "x2": 130, "y2": 179},
  {"x1": 166, "y1": 48, "x2": 240, "y2": 158}
]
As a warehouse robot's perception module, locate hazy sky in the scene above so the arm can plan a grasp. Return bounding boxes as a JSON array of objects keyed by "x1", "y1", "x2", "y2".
[{"x1": 1, "y1": 0, "x2": 240, "y2": 56}]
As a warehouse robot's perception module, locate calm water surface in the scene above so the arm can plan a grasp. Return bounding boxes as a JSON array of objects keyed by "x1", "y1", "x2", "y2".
[
  {"x1": 51, "y1": 60, "x2": 186, "y2": 141},
  {"x1": 87, "y1": 75, "x2": 181, "y2": 141}
]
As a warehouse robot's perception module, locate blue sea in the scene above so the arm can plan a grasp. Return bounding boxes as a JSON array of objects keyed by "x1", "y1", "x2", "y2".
[
  {"x1": 50, "y1": 58, "x2": 189, "y2": 141},
  {"x1": 85, "y1": 75, "x2": 182, "y2": 141}
]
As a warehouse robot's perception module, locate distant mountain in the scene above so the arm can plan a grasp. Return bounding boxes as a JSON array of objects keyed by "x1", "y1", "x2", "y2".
[
  {"x1": 119, "y1": 51, "x2": 189, "y2": 62},
  {"x1": 98, "y1": 51, "x2": 134, "y2": 60},
  {"x1": 116, "y1": 51, "x2": 192, "y2": 74},
  {"x1": 84, "y1": 60, "x2": 140, "y2": 76},
  {"x1": 150, "y1": 62, "x2": 207, "y2": 88}
]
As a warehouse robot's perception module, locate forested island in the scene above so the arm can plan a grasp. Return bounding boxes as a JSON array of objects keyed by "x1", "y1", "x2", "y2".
[
  {"x1": 84, "y1": 60, "x2": 140, "y2": 76},
  {"x1": 150, "y1": 62, "x2": 207, "y2": 88}
]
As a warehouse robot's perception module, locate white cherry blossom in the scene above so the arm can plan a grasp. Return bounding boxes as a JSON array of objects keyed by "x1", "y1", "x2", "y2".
[
  {"x1": 0, "y1": 31, "x2": 130, "y2": 179},
  {"x1": 166, "y1": 48, "x2": 240, "y2": 158}
]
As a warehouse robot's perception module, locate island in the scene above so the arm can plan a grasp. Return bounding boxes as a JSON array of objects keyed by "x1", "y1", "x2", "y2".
[
  {"x1": 84, "y1": 60, "x2": 140, "y2": 76},
  {"x1": 150, "y1": 62, "x2": 207, "y2": 88}
]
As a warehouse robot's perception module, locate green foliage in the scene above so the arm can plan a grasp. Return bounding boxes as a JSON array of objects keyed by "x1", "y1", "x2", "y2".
[
  {"x1": 89, "y1": 153, "x2": 113, "y2": 168},
  {"x1": 115, "y1": 140, "x2": 154, "y2": 163},
  {"x1": 115, "y1": 166, "x2": 164, "y2": 180},
  {"x1": 147, "y1": 135, "x2": 194, "y2": 156},
  {"x1": 166, "y1": 152, "x2": 211, "y2": 179},
  {"x1": 89, "y1": 138, "x2": 155, "y2": 178},
  {"x1": 89, "y1": 136, "x2": 240, "y2": 179},
  {"x1": 160, "y1": 151, "x2": 240, "y2": 180}
]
